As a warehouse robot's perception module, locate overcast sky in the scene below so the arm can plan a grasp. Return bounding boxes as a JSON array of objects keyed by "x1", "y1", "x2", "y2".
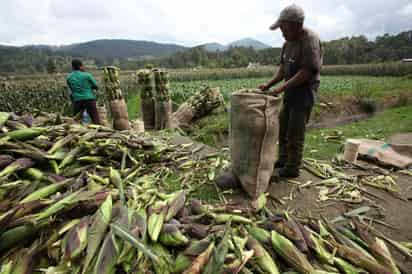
[{"x1": 1, "y1": 0, "x2": 411, "y2": 47}]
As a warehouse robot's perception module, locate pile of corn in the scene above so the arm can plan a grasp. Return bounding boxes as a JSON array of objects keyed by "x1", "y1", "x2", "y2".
[
  {"x1": 0, "y1": 112, "x2": 410, "y2": 273},
  {"x1": 173, "y1": 86, "x2": 225, "y2": 126}
]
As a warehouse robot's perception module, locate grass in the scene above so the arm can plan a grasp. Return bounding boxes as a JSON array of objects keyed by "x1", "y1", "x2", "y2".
[{"x1": 305, "y1": 105, "x2": 412, "y2": 160}]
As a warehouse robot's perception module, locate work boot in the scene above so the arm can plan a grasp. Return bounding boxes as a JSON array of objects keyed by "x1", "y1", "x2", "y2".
[
  {"x1": 274, "y1": 161, "x2": 285, "y2": 169},
  {"x1": 278, "y1": 167, "x2": 300, "y2": 178},
  {"x1": 215, "y1": 170, "x2": 240, "y2": 190}
]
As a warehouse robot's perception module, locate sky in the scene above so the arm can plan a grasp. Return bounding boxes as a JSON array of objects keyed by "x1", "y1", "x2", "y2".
[{"x1": 0, "y1": 0, "x2": 411, "y2": 47}]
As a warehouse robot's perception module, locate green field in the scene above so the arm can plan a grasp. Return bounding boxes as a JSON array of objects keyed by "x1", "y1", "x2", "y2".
[{"x1": 169, "y1": 75, "x2": 412, "y2": 104}]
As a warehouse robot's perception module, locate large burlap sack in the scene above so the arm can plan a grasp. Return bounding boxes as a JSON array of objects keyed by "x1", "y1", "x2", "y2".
[
  {"x1": 230, "y1": 89, "x2": 282, "y2": 198},
  {"x1": 155, "y1": 100, "x2": 172, "y2": 130},
  {"x1": 141, "y1": 98, "x2": 155, "y2": 130},
  {"x1": 173, "y1": 102, "x2": 194, "y2": 126},
  {"x1": 110, "y1": 99, "x2": 130, "y2": 130}
]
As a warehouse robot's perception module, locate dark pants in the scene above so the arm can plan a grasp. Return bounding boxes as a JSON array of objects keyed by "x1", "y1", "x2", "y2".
[
  {"x1": 278, "y1": 103, "x2": 312, "y2": 171},
  {"x1": 73, "y1": 99, "x2": 101, "y2": 125}
]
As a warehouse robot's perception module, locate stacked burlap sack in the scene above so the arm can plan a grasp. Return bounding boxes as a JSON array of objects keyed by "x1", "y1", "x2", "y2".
[
  {"x1": 103, "y1": 66, "x2": 130, "y2": 130},
  {"x1": 137, "y1": 69, "x2": 173, "y2": 130}
]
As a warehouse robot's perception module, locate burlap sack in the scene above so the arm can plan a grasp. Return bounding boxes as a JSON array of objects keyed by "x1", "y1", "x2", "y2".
[
  {"x1": 173, "y1": 102, "x2": 194, "y2": 126},
  {"x1": 155, "y1": 100, "x2": 172, "y2": 130},
  {"x1": 113, "y1": 118, "x2": 130, "y2": 131},
  {"x1": 97, "y1": 105, "x2": 109, "y2": 127},
  {"x1": 141, "y1": 98, "x2": 155, "y2": 130},
  {"x1": 110, "y1": 99, "x2": 130, "y2": 130},
  {"x1": 230, "y1": 89, "x2": 282, "y2": 198},
  {"x1": 354, "y1": 139, "x2": 412, "y2": 168}
]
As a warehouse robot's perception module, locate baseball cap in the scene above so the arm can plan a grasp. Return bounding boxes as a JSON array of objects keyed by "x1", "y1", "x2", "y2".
[{"x1": 270, "y1": 4, "x2": 305, "y2": 31}]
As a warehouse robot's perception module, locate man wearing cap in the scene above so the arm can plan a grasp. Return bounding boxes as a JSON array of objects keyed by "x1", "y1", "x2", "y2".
[{"x1": 259, "y1": 4, "x2": 322, "y2": 178}]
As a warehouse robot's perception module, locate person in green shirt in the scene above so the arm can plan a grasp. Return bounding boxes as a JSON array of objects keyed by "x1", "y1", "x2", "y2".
[{"x1": 66, "y1": 59, "x2": 101, "y2": 124}]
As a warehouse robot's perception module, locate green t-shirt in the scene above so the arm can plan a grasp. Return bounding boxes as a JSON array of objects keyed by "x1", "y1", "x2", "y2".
[{"x1": 66, "y1": 70, "x2": 98, "y2": 102}]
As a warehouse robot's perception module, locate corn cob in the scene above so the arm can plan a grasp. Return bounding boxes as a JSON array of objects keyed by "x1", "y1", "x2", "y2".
[
  {"x1": 271, "y1": 230, "x2": 315, "y2": 273},
  {"x1": 6, "y1": 127, "x2": 46, "y2": 140},
  {"x1": 62, "y1": 216, "x2": 89, "y2": 261},
  {"x1": 159, "y1": 224, "x2": 189, "y2": 247},
  {"x1": 0, "y1": 157, "x2": 34, "y2": 178},
  {"x1": 247, "y1": 236, "x2": 280, "y2": 274}
]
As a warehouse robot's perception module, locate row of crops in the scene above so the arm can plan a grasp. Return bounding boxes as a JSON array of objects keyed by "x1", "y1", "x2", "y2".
[{"x1": 1, "y1": 71, "x2": 411, "y2": 116}]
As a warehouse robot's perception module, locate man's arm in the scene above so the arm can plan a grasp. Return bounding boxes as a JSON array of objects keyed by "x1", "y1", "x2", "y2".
[
  {"x1": 270, "y1": 68, "x2": 311, "y2": 94},
  {"x1": 88, "y1": 74, "x2": 99, "y2": 90},
  {"x1": 258, "y1": 64, "x2": 285, "y2": 91}
]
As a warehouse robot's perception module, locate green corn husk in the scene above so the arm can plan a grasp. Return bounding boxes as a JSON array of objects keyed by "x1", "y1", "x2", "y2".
[
  {"x1": 6, "y1": 127, "x2": 46, "y2": 140},
  {"x1": 203, "y1": 221, "x2": 231, "y2": 274},
  {"x1": 0, "y1": 261, "x2": 12, "y2": 274},
  {"x1": 111, "y1": 223, "x2": 159, "y2": 263},
  {"x1": 110, "y1": 168, "x2": 125, "y2": 206},
  {"x1": 148, "y1": 201, "x2": 167, "y2": 242},
  {"x1": 250, "y1": 193, "x2": 268, "y2": 212},
  {"x1": 82, "y1": 195, "x2": 113, "y2": 274},
  {"x1": 93, "y1": 231, "x2": 119, "y2": 274},
  {"x1": 20, "y1": 178, "x2": 73, "y2": 204},
  {"x1": 48, "y1": 134, "x2": 75, "y2": 154},
  {"x1": 182, "y1": 242, "x2": 215, "y2": 274},
  {"x1": 164, "y1": 190, "x2": 186, "y2": 221},
  {"x1": 58, "y1": 146, "x2": 82, "y2": 170},
  {"x1": 246, "y1": 226, "x2": 271, "y2": 245},
  {"x1": 0, "y1": 220, "x2": 48, "y2": 252},
  {"x1": 62, "y1": 216, "x2": 89, "y2": 261},
  {"x1": 159, "y1": 224, "x2": 189, "y2": 247},
  {"x1": 271, "y1": 230, "x2": 315, "y2": 273},
  {"x1": 0, "y1": 112, "x2": 10, "y2": 128},
  {"x1": 32, "y1": 189, "x2": 82, "y2": 222},
  {"x1": 0, "y1": 157, "x2": 34, "y2": 178},
  {"x1": 150, "y1": 243, "x2": 173, "y2": 274},
  {"x1": 222, "y1": 249, "x2": 254, "y2": 274},
  {"x1": 247, "y1": 236, "x2": 280, "y2": 274},
  {"x1": 25, "y1": 167, "x2": 44, "y2": 180},
  {"x1": 173, "y1": 237, "x2": 213, "y2": 273},
  {"x1": 353, "y1": 225, "x2": 400, "y2": 273},
  {"x1": 334, "y1": 243, "x2": 392, "y2": 274}
]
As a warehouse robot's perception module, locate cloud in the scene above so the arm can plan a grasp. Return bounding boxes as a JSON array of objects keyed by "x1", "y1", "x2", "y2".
[{"x1": 0, "y1": 0, "x2": 411, "y2": 47}]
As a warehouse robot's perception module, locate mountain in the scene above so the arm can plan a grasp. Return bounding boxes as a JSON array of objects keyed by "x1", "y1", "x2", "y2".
[
  {"x1": 200, "y1": 42, "x2": 226, "y2": 52},
  {"x1": 201, "y1": 38, "x2": 271, "y2": 52},
  {"x1": 54, "y1": 39, "x2": 188, "y2": 60},
  {"x1": 228, "y1": 38, "x2": 270, "y2": 50}
]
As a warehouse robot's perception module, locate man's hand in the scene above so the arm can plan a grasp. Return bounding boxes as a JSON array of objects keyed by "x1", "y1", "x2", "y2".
[
  {"x1": 269, "y1": 86, "x2": 284, "y2": 96},
  {"x1": 258, "y1": 84, "x2": 268, "y2": 91}
]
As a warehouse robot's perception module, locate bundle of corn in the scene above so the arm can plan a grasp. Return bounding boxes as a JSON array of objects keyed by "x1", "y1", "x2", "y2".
[
  {"x1": 0, "y1": 112, "x2": 408, "y2": 273},
  {"x1": 103, "y1": 66, "x2": 130, "y2": 130},
  {"x1": 173, "y1": 86, "x2": 224, "y2": 126},
  {"x1": 137, "y1": 69, "x2": 156, "y2": 130},
  {"x1": 153, "y1": 69, "x2": 173, "y2": 130}
]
